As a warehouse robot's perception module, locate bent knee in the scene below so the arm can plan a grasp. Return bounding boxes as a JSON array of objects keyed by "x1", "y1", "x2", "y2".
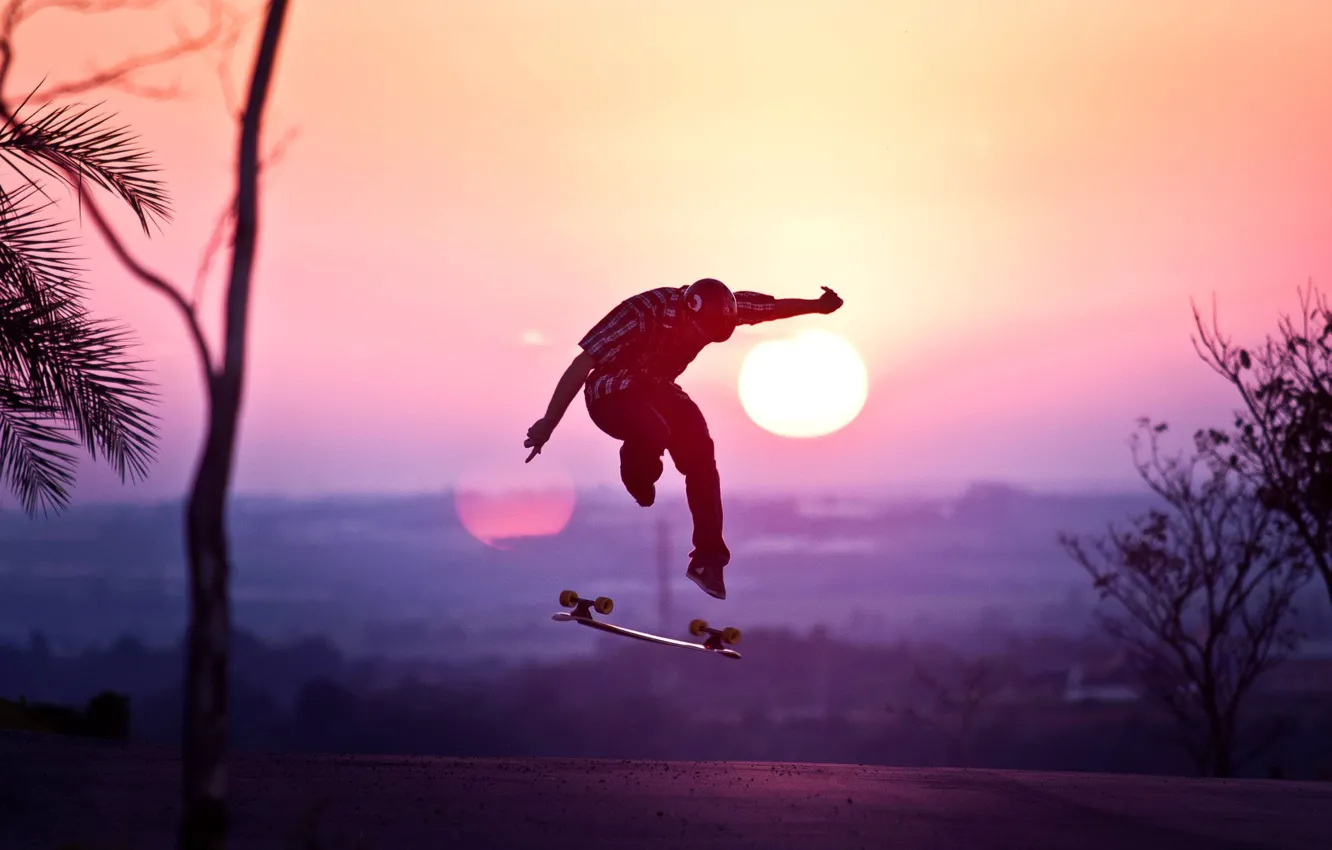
[
  {"x1": 623, "y1": 432, "x2": 669, "y2": 458},
  {"x1": 670, "y1": 436, "x2": 717, "y2": 475}
]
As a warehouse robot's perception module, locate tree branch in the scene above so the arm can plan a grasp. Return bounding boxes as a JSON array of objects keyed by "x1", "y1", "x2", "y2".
[
  {"x1": 0, "y1": 0, "x2": 238, "y2": 113},
  {"x1": 12, "y1": 0, "x2": 163, "y2": 25},
  {"x1": 78, "y1": 181, "x2": 215, "y2": 386},
  {"x1": 193, "y1": 121, "x2": 295, "y2": 308},
  {"x1": 3, "y1": 0, "x2": 232, "y2": 105}
]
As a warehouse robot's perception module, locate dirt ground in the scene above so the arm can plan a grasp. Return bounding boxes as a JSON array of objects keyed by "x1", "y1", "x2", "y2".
[{"x1": 2, "y1": 731, "x2": 1330, "y2": 849}]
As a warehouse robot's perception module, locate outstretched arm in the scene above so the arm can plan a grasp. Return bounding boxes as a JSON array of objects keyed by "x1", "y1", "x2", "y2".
[
  {"x1": 524, "y1": 351, "x2": 596, "y2": 462},
  {"x1": 525, "y1": 295, "x2": 652, "y2": 461},
  {"x1": 737, "y1": 286, "x2": 844, "y2": 325}
]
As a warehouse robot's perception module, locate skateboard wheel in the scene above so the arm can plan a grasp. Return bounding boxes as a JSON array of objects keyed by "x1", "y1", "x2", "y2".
[
  {"x1": 594, "y1": 596, "x2": 614, "y2": 615},
  {"x1": 559, "y1": 589, "x2": 578, "y2": 608},
  {"x1": 689, "y1": 618, "x2": 708, "y2": 637},
  {"x1": 721, "y1": 627, "x2": 741, "y2": 646}
]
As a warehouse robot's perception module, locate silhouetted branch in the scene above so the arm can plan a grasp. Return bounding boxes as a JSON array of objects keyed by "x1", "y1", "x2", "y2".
[
  {"x1": 1191, "y1": 281, "x2": 1332, "y2": 610},
  {"x1": 193, "y1": 122, "x2": 296, "y2": 307},
  {"x1": 11, "y1": 0, "x2": 160, "y2": 21},
  {"x1": 79, "y1": 180, "x2": 214, "y2": 387},
  {"x1": 213, "y1": 0, "x2": 260, "y2": 117},
  {"x1": 0, "y1": 0, "x2": 233, "y2": 104}
]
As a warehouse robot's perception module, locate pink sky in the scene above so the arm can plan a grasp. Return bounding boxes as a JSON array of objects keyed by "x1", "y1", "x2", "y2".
[{"x1": 11, "y1": 0, "x2": 1332, "y2": 504}]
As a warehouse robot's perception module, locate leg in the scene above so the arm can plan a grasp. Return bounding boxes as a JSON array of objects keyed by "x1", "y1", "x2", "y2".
[
  {"x1": 653, "y1": 387, "x2": 727, "y2": 562},
  {"x1": 652, "y1": 386, "x2": 730, "y2": 599},
  {"x1": 586, "y1": 390, "x2": 670, "y2": 507}
]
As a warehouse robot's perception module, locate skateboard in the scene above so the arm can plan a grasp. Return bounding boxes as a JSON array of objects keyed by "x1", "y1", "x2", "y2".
[{"x1": 551, "y1": 589, "x2": 742, "y2": 660}]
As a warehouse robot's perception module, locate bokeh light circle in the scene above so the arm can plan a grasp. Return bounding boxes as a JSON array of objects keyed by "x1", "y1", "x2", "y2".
[{"x1": 453, "y1": 457, "x2": 576, "y2": 549}]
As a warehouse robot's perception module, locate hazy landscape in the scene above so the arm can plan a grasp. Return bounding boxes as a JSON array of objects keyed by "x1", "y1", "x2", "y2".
[
  {"x1": 5, "y1": 483, "x2": 1331, "y2": 782},
  {"x1": 4, "y1": 0, "x2": 1332, "y2": 846},
  {"x1": 0, "y1": 482, "x2": 1222, "y2": 658}
]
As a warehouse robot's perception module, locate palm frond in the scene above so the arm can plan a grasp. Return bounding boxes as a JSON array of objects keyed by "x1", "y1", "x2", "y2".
[
  {"x1": 0, "y1": 389, "x2": 79, "y2": 517},
  {"x1": 0, "y1": 185, "x2": 93, "y2": 382},
  {"x1": 38, "y1": 317, "x2": 159, "y2": 482},
  {"x1": 0, "y1": 184, "x2": 86, "y2": 303},
  {"x1": 0, "y1": 187, "x2": 159, "y2": 500},
  {"x1": 0, "y1": 97, "x2": 172, "y2": 233}
]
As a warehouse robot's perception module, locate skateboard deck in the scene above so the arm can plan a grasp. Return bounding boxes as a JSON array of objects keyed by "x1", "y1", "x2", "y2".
[{"x1": 551, "y1": 590, "x2": 741, "y2": 660}]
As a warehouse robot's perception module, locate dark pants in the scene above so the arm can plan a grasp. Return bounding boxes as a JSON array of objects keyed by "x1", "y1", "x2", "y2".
[{"x1": 586, "y1": 383, "x2": 728, "y2": 562}]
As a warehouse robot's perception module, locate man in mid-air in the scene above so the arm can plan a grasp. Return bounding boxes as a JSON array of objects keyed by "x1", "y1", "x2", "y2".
[{"x1": 524, "y1": 278, "x2": 844, "y2": 600}]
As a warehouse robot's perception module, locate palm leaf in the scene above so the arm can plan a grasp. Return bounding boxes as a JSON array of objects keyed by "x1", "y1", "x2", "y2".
[
  {"x1": 38, "y1": 317, "x2": 158, "y2": 482},
  {"x1": 0, "y1": 186, "x2": 159, "y2": 500},
  {"x1": 0, "y1": 184, "x2": 85, "y2": 304},
  {"x1": 0, "y1": 390, "x2": 78, "y2": 516},
  {"x1": 0, "y1": 93, "x2": 165, "y2": 515},
  {"x1": 0, "y1": 94, "x2": 172, "y2": 233}
]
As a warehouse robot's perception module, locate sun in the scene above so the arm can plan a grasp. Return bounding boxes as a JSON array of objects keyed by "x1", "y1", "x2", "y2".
[{"x1": 738, "y1": 329, "x2": 868, "y2": 438}]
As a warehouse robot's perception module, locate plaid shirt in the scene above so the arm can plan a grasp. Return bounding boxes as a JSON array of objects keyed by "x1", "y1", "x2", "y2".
[{"x1": 578, "y1": 286, "x2": 777, "y2": 401}]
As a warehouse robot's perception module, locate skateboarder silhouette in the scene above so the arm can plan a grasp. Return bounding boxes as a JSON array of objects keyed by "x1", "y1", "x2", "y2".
[{"x1": 523, "y1": 278, "x2": 844, "y2": 600}]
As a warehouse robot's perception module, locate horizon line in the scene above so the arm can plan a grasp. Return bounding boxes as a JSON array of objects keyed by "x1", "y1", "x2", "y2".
[{"x1": 0, "y1": 478, "x2": 1153, "y2": 514}]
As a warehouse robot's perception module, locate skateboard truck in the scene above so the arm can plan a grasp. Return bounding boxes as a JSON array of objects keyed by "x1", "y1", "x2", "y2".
[
  {"x1": 688, "y1": 618, "x2": 742, "y2": 651},
  {"x1": 558, "y1": 588, "x2": 613, "y2": 619}
]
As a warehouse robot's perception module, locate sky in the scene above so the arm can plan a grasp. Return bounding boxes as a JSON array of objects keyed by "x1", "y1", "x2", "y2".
[{"x1": 8, "y1": 0, "x2": 1332, "y2": 506}]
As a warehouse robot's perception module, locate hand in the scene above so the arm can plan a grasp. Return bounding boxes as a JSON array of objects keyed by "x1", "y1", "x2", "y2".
[
  {"x1": 815, "y1": 285, "x2": 843, "y2": 314},
  {"x1": 524, "y1": 417, "x2": 555, "y2": 463}
]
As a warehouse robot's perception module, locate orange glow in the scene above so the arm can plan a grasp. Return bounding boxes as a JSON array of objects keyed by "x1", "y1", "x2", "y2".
[
  {"x1": 453, "y1": 461, "x2": 575, "y2": 549},
  {"x1": 17, "y1": 1, "x2": 1332, "y2": 499}
]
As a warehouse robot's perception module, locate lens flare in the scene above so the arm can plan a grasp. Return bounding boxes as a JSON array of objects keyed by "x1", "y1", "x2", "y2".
[{"x1": 453, "y1": 459, "x2": 575, "y2": 549}]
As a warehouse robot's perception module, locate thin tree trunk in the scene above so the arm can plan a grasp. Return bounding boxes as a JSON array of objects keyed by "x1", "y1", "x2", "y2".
[
  {"x1": 178, "y1": 383, "x2": 239, "y2": 848},
  {"x1": 1212, "y1": 727, "x2": 1235, "y2": 778},
  {"x1": 177, "y1": 3, "x2": 289, "y2": 848},
  {"x1": 1319, "y1": 559, "x2": 1332, "y2": 613},
  {"x1": 1205, "y1": 708, "x2": 1236, "y2": 778}
]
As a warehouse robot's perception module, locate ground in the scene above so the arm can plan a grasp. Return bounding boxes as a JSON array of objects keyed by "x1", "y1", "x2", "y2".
[{"x1": 2, "y1": 731, "x2": 1330, "y2": 849}]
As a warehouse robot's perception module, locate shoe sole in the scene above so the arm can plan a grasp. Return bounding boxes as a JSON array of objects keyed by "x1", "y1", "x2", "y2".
[{"x1": 686, "y1": 570, "x2": 726, "y2": 600}]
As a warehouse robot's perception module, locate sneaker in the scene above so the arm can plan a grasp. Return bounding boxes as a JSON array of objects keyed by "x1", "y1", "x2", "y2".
[{"x1": 685, "y1": 557, "x2": 727, "y2": 600}]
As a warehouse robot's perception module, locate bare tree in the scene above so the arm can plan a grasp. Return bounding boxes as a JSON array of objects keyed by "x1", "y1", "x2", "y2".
[
  {"x1": 0, "y1": 2, "x2": 290, "y2": 847},
  {"x1": 888, "y1": 652, "x2": 1008, "y2": 767},
  {"x1": 1193, "y1": 281, "x2": 1332, "y2": 614},
  {"x1": 1059, "y1": 419, "x2": 1310, "y2": 777}
]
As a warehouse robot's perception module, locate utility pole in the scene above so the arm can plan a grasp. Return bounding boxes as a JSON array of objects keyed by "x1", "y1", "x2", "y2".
[
  {"x1": 647, "y1": 515, "x2": 680, "y2": 698},
  {"x1": 656, "y1": 517, "x2": 672, "y2": 635}
]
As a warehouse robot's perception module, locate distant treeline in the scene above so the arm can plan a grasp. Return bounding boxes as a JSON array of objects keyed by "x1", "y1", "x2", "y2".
[
  {"x1": 0, "y1": 691, "x2": 130, "y2": 740},
  {"x1": 2, "y1": 627, "x2": 1329, "y2": 780}
]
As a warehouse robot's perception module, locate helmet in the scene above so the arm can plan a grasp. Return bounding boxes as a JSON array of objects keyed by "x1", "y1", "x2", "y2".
[{"x1": 683, "y1": 278, "x2": 738, "y2": 342}]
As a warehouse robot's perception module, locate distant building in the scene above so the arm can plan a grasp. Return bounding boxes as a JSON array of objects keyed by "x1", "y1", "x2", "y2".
[{"x1": 1063, "y1": 663, "x2": 1138, "y2": 703}]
